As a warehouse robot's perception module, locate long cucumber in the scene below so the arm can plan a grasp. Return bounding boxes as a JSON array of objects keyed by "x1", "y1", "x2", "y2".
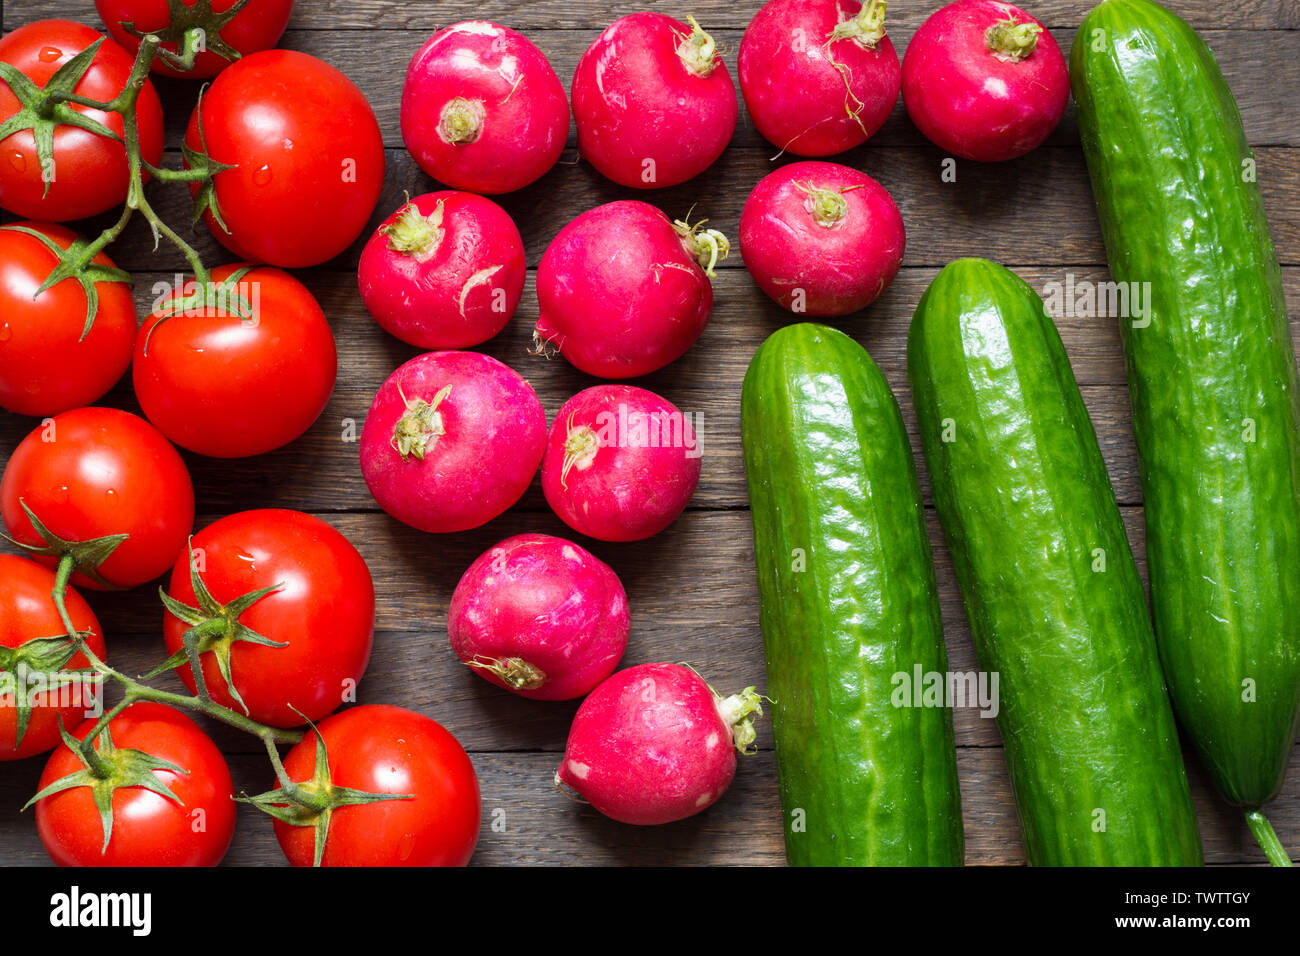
[
  {"x1": 908, "y1": 257, "x2": 1203, "y2": 866},
  {"x1": 1071, "y1": 0, "x2": 1300, "y2": 864},
  {"x1": 742, "y1": 322, "x2": 964, "y2": 866}
]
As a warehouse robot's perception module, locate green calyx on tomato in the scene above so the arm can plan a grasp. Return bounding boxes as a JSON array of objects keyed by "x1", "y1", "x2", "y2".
[
  {"x1": 0, "y1": 634, "x2": 95, "y2": 750},
  {"x1": 120, "y1": 0, "x2": 252, "y2": 73},
  {"x1": 23, "y1": 720, "x2": 188, "y2": 854},
  {"x1": 241, "y1": 720, "x2": 412, "y2": 867},
  {"x1": 151, "y1": 541, "x2": 286, "y2": 715},
  {"x1": 141, "y1": 265, "x2": 256, "y2": 356},
  {"x1": 180, "y1": 92, "x2": 235, "y2": 233},
  {"x1": 0, "y1": 224, "x2": 132, "y2": 339},
  {"x1": 1, "y1": 500, "x2": 127, "y2": 591},
  {"x1": 0, "y1": 25, "x2": 218, "y2": 285},
  {"x1": 0, "y1": 38, "x2": 123, "y2": 199}
]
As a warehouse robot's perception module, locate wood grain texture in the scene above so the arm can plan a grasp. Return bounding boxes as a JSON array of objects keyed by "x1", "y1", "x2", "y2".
[
  {"x1": 41, "y1": 145, "x2": 1300, "y2": 274},
  {"x1": 0, "y1": 506, "x2": 1194, "y2": 754},
  {"x1": 129, "y1": 28, "x2": 1300, "y2": 150},
  {"x1": 0, "y1": 0, "x2": 1298, "y2": 866},
  {"x1": 7, "y1": 266, "x2": 1299, "y2": 516},
  {"x1": 1, "y1": 746, "x2": 1295, "y2": 866}
]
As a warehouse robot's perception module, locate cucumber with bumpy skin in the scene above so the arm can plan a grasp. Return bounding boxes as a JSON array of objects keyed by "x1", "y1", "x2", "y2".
[
  {"x1": 1071, "y1": 0, "x2": 1300, "y2": 864},
  {"x1": 908, "y1": 258, "x2": 1203, "y2": 866},
  {"x1": 741, "y1": 322, "x2": 963, "y2": 866}
]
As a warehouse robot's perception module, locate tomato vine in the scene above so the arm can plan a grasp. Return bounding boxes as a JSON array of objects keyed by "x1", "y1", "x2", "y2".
[{"x1": 0, "y1": 23, "x2": 388, "y2": 864}]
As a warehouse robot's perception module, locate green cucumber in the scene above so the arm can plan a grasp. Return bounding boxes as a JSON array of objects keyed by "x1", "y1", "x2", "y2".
[
  {"x1": 741, "y1": 323, "x2": 963, "y2": 866},
  {"x1": 907, "y1": 258, "x2": 1203, "y2": 866},
  {"x1": 1072, "y1": 0, "x2": 1300, "y2": 863}
]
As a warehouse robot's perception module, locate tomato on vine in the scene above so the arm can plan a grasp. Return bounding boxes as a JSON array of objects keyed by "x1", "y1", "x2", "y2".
[
  {"x1": 159, "y1": 509, "x2": 375, "y2": 728},
  {"x1": 0, "y1": 407, "x2": 195, "y2": 591},
  {"x1": 94, "y1": 0, "x2": 294, "y2": 79},
  {"x1": 134, "y1": 264, "x2": 337, "y2": 458},
  {"x1": 184, "y1": 49, "x2": 385, "y2": 267},
  {"x1": 29, "y1": 702, "x2": 236, "y2": 866},
  {"x1": 245, "y1": 705, "x2": 481, "y2": 867},
  {"x1": 0, "y1": 555, "x2": 107, "y2": 761},
  {"x1": 0, "y1": 19, "x2": 164, "y2": 221},
  {"x1": 0, "y1": 221, "x2": 136, "y2": 417},
  {"x1": 0, "y1": 6, "x2": 427, "y2": 877}
]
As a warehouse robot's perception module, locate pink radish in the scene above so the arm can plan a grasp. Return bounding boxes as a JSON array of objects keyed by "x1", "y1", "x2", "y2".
[
  {"x1": 535, "y1": 200, "x2": 728, "y2": 379},
  {"x1": 358, "y1": 191, "x2": 526, "y2": 350},
  {"x1": 571, "y1": 13, "x2": 738, "y2": 189},
  {"x1": 542, "y1": 385, "x2": 701, "y2": 542},
  {"x1": 448, "y1": 533, "x2": 630, "y2": 701},
  {"x1": 401, "y1": 21, "x2": 570, "y2": 194},
  {"x1": 901, "y1": 0, "x2": 1068, "y2": 162},
  {"x1": 740, "y1": 160, "x2": 905, "y2": 316},
  {"x1": 360, "y1": 351, "x2": 546, "y2": 533},
  {"x1": 739, "y1": 0, "x2": 900, "y2": 157},
  {"x1": 556, "y1": 662, "x2": 764, "y2": 825}
]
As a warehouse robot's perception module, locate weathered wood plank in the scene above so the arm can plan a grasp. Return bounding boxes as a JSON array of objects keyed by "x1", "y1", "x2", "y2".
[
  {"x1": 0, "y1": 745, "x2": 1295, "y2": 865},
  {"x1": 9, "y1": 0, "x2": 1298, "y2": 35},
  {"x1": 126, "y1": 28, "x2": 1300, "y2": 151},
  {"x1": 4, "y1": 7, "x2": 1297, "y2": 149},
  {"x1": 0, "y1": 504, "x2": 1217, "y2": 755},
  {"x1": 3, "y1": 265, "x2": 1299, "y2": 517},
  {"x1": 40, "y1": 144, "x2": 1300, "y2": 277},
  {"x1": 0, "y1": 322, "x2": 1145, "y2": 514},
  {"x1": 15, "y1": 264, "x2": 1295, "y2": 390}
]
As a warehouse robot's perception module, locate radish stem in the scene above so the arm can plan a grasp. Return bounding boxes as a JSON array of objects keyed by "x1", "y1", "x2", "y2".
[
  {"x1": 829, "y1": 0, "x2": 887, "y2": 48},
  {"x1": 985, "y1": 18, "x2": 1041, "y2": 61}
]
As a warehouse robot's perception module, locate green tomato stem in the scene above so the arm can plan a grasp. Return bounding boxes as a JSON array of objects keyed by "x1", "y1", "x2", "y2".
[
  {"x1": 37, "y1": 32, "x2": 213, "y2": 287},
  {"x1": 49, "y1": 556, "x2": 303, "y2": 749},
  {"x1": 147, "y1": 165, "x2": 218, "y2": 183},
  {"x1": 23, "y1": 29, "x2": 302, "y2": 813},
  {"x1": 50, "y1": 554, "x2": 83, "y2": 645},
  {"x1": 261, "y1": 733, "x2": 320, "y2": 808},
  {"x1": 74, "y1": 697, "x2": 133, "y2": 776}
]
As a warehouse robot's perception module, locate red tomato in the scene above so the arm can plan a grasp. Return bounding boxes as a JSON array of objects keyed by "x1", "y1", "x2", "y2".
[
  {"x1": 33, "y1": 702, "x2": 236, "y2": 866},
  {"x1": 273, "y1": 705, "x2": 480, "y2": 866},
  {"x1": 162, "y1": 509, "x2": 375, "y2": 728},
  {"x1": 0, "y1": 20, "x2": 164, "y2": 221},
  {"x1": 184, "y1": 49, "x2": 385, "y2": 267},
  {"x1": 94, "y1": 0, "x2": 294, "y2": 79},
  {"x1": 0, "y1": 407, "x2": 195, "y2": 590},
  {"x1": 0, "y1": 222, "x2": 136, "y2": 417},
  {"x1": 0, "y1": 555, "x2": 107, "y2": 761},
  {"x1": 133, "y1": 264, "x2": 337, "y2": 458}
]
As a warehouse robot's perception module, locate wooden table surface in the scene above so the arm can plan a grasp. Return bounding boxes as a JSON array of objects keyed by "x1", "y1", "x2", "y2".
[{"x1": 1, "y1": 0, "x2": 1298, "y2": 866}]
